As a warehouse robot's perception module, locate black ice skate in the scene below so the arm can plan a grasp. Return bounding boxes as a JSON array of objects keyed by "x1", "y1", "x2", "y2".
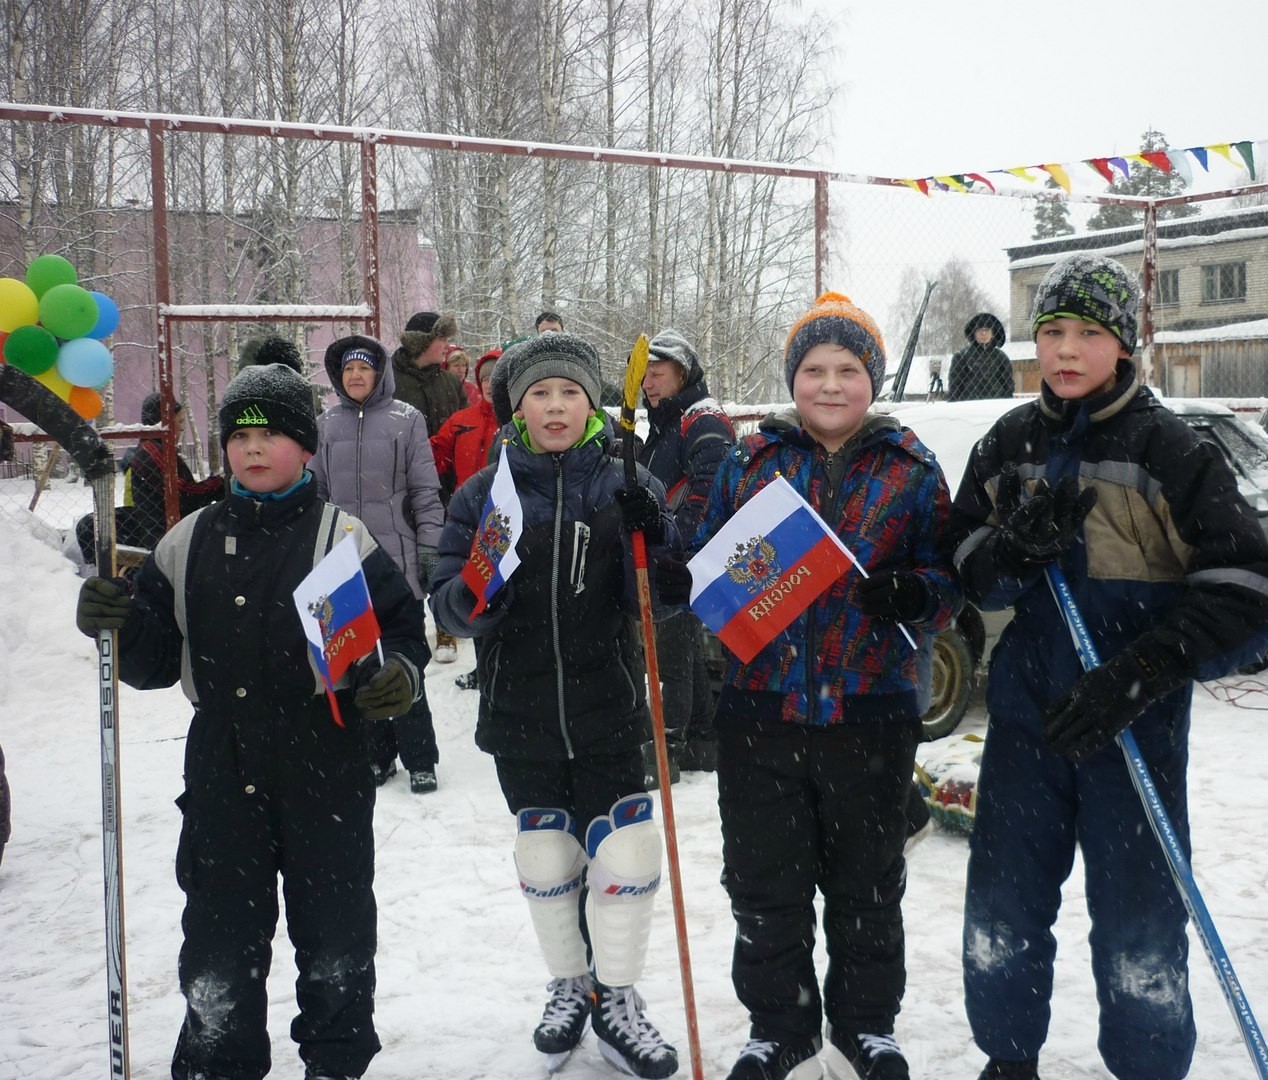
[
  {"x1": 534, "y1": 974, "x2": 593, "y2": 1072},
  {"x1": 590, "y1": 983, "x2": 678, "y2": 1079},
  {"x1": 726, "y1": 1035, "x2": 822, "y2": 1079}
]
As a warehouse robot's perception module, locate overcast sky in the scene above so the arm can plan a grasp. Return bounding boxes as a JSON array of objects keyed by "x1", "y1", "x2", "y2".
[
  {"x1": 816, "y1": 0, "x2": 1267, "y2": 346},
  {"x1": 830, "y1": 0, "x2": 1267, "y2": 186}
]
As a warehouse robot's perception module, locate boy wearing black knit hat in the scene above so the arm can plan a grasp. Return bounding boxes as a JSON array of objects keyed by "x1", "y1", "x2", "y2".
[
  {"x1": 430, "y1": 333, "x2": 682, "y2": 1078},
  {"x1": 953, "y1": 253, "x2": 1268, "y2": 1080},
  {"x1": 75, "y1": 362, "x2": 427, "y2": 1080},
  {"x1": 687, "y1": 292, "x2": 960, "y2": 1080}
]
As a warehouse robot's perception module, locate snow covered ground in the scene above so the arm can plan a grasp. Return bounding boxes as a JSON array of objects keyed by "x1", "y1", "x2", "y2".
[{"x1": 2, "y1": 512, "x2": 1267, "y2": 1080}]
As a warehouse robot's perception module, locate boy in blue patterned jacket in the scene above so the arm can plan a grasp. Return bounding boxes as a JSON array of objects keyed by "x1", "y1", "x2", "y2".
[{"x1": 691, "y1": 292, "x2": 960, "y2": 1080}]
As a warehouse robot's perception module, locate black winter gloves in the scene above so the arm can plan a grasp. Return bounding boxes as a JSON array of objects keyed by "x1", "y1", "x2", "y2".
[
  {"x1": 417, "y1": 544, "x2": 439, "y2": 593},
  {"x1": 654, "y1": 554, "x2": 693, "y2": 606},
  {"x1": 993, "y1": 464, "x2": 1097, "y2": 574},
  {"x1": 858, "y1": 571, "x2": 928, "y2": 623},
  {"x1": 615, "y1": 485, "x2": 664, "y2": 542},
  {"x1": 76, "y1": 577, "x2": 133, "y2": 636},
  {"x1": 1043, "y1": 643, "x2": 1188, "y2": 762},
  {"x1": 355, "y1": 658, "x2": 416, "y2": 720}
]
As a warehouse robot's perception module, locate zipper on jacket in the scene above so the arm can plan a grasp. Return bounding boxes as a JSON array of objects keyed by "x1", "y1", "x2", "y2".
[{"x1": 550, "y1": 456, "x2": 575, "y2": 758}]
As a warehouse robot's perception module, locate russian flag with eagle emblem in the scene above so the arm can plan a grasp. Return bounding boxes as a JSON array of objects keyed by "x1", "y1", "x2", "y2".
[
  {"x1": 461, "y1": 450, "x2": 524, "y2": 619},
  {"x1": 688, "y1": 475, "x2": 852, "y2": 663}
]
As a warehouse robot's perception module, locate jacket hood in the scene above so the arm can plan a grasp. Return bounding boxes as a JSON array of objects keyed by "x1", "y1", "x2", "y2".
[{"x1": 963, "y1": 312, "x2": 1005, "y2": 349}]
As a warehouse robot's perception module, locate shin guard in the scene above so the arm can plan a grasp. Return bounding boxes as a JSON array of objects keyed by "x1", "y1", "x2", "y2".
[
  {"x1": 584, "y1": 794, "x2": 662, "y2": 988},
  {"x1": 515, "y1": 808, "x2": 589, "y2": 978}
]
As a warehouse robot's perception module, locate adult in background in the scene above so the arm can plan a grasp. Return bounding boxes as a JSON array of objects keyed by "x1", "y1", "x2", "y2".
[
  {"x1": 946, "y1": 313, "x2": 1014, "y2": 402},
  {"x1": 445, "y1": 346, "x2": 481, "y2": 407},
  {"x1": 391, "y1": 310, "x2": 466, "y2": 663},
  {"x1": 310, "y1": 335, "x2": 445, "y2": 795},
  {"x1": 639, "y1": 329, "x2": 734, "y2": 777},
  {"x1": 535, "y1": 310, "x2": 564, "y2": 334}
]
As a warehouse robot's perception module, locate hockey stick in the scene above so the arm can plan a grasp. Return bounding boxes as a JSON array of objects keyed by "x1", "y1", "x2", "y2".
[
  {"x1": 620, "y1": 336, "x2": 704, "y2": 1080},
  {"x1": 1045, "y1": 564, "x2": 1268, "y2": 1078},
  {"x1": 0, "y1": 366, "x2": 130, "y2": 1078}
]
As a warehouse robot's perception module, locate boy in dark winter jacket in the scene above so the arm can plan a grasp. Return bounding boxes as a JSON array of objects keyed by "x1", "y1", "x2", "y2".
[
  {"x1": 692, "y1": 292, "x2": 959, "y2": 1080},
  {"x1": 75, "y1": 363, "x2": 427, "y2": 1080},
  {"x1": 429, "y1": 333, "x2": 681, "y2": 1079},
  {"x1": 639, "y1": 328, "x2": 734, "y2": 774},
  {"x1": 953, "y1": 254, "x2": 1268, "y2": 1080},
  {"x1": 946, "y1": 313, "x2": 1014, "y2": 402}
]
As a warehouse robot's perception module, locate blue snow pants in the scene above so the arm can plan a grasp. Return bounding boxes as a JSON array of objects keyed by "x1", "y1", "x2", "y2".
[{"x1": 963, "y1": 678, "x2": 1196, "y2": 1079}]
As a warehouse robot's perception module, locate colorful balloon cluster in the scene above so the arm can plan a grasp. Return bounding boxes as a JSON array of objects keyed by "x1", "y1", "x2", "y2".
[{"x1": 0, "y1": 254, "x2": 119, "y2": 420}]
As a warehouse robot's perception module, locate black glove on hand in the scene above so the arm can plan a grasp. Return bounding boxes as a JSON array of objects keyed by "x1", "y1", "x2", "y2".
[
  {"x1": 76, "y1": 576, "x2": 133, "y2": 636},
  {"x1": 858, "y1": 571, "x2": 928, "y2": 623},
  {"x1": 654, "y1": 554, "x2": 693, "y2": 606},
  {"x1": 417, "y1": 544, "x2": 439, "y2": 592},
  {"x1": 994, "y1": 464, "x2": 1097, "y2": 573},
  {"x1": 355, "y1": 659, "x2": 415, "y2": 721},
  {"x1": 1043, "y1": 646, "x2": 1185, "y2": 762},
  {"x1": 615, "y1": 485, "x2": 664, "y2": 542}
]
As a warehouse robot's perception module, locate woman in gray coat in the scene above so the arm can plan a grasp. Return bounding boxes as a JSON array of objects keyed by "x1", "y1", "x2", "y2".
[{"x1": 310, "y1": 334, "x2": 445, "y2": 793}]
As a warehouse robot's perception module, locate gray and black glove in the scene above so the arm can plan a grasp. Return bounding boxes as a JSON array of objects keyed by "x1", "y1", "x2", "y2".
[
  {"x1": 993, "y1": 464, "x2": 1097, "y2": 574},
  {"x1": 355, "y1": 659, "x2": 416, "y2": 720},
  {"x1": 417, "y1": 544, "x2": 439, "y2": 593},
  {"x1": 76, "y1": 576, "x2": 133, "y2": 636}
]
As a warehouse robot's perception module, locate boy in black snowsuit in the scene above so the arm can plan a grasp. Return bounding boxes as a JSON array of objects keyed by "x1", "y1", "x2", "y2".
[
  {"x1": 953, "y1": 254, "x2": 1268, "y2": 1080},
  {"x1": 429, "y1": 333, "x2": 681, "y2": 1079},
  {"x1": 75, "y1": 363, "x2": 426, "y2": 1080}
]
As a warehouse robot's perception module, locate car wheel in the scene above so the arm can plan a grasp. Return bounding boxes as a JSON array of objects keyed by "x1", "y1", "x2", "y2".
[{"x1": 921, "y1": 627, "x2": 974, "y2": 742}]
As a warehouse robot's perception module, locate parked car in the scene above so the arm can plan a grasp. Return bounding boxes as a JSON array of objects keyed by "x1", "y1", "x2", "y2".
[{"x1": 883, "y1": 396, "x2": 1268, "y2": 739}]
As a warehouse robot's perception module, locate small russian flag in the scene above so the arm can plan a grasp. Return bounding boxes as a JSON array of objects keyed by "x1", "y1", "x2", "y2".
[
  {"x1": 461, "y1": 450, "x2": 523, "y2": 619},
  {"x1": 293, "y1": 533, "x2": 383, "y2": 725},
  {"x1": 688, "y1": 475, "x2": 852, "y2": 664}
]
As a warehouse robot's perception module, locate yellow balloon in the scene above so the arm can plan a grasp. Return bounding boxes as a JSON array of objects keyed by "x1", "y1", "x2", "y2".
[
  {"x1": 0, "y1": 276, "x2": 40, "y2": 333},
  {"x1": 35, "y1": 364, "x2": 73, "y2": 401}
]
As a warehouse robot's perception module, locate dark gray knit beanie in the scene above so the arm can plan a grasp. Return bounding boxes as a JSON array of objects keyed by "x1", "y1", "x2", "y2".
[
  {"x1": 219, "y1": 363, "x2": 319, "y2": 453},
  {"x1": 505, "y1": 333, "x2": 603, "y2": 411},
  {"x1": 1031, "y1": 254, "x2": 1141, "y2": 353}
]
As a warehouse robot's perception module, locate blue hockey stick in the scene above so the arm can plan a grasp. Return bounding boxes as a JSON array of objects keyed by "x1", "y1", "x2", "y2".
[{"x1": 1045, "y1": 564, "x2": 1268, "y2": 1078}]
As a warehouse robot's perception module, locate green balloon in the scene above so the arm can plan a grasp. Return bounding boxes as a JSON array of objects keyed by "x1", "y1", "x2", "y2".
[
  {"x1": 39, "y1": 283, "x2": 98, "y2": 339},
  {"x1": 25, "y1": 254, "x2": 77, "y2": 298},
  {"x1": 3, "y1": 323, "x2": 60, "y2": 375}
]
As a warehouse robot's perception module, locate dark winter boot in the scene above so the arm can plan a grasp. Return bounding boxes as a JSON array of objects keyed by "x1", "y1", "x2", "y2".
[
  {"x1": 640, "y1": 741, "x2": 680, "y2": 791},
  {"x1": 726, "y1": 1035, "x2": 822, "y2": 1079},
  {"x1": 590, "y1": 983, "x2": 679, "y2": 1079},
  {"x1": 827, "y1": 1030, "x2": 908, "y2": 1080},
  {"x1": 409, "y1": 768, "x2": 438, "y2": 794},
  {"x1": 534, "y1": 974, "x2": 594, "y2": 1055},
  {"x1": 978, "y1": 1059, "x2": 1040, "y2": 1079},
  {"x1": 370, "y1": 760, "x2": 397, "y2": 786}
]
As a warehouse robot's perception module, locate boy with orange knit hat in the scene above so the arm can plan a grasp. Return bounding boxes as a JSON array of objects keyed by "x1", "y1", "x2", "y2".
[{"x1": 689, "y1": 293, "x2": 961, "y2": 1080}]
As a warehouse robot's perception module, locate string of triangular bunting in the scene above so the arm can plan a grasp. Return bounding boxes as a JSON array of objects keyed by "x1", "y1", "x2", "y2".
[{"x1": 895, "y1": 139, "x2": 1268, "y2": 196}]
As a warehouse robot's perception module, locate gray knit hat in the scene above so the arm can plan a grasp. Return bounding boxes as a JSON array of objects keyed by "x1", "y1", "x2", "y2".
[
  {"x1": 1031, "y1": 254, "x2": 1141, "y2": 353},
  {"x1": 219, "y1": 363, "x2": 319, "y2": 453},
  {"x1": 647, "y1": 329, "x2": 699, "y2": 377},
  {"x1": 505, "y1": 333, "x2": 603, "y2": 411},
  {"x1": 784, "y1": 291, "x2": 887, "y2": 400}
]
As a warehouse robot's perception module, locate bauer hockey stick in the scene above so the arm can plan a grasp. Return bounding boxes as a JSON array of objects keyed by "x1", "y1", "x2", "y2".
[
  {"x1": 0, "y1": 364, "x2": 130, "y2": 1079},
  {"x1": 1045, "y1": 564, "x2": 1268, "y2": 1079},
  {"x1": 620, "y1": 336, "x2": 704, "y2": 1080}
]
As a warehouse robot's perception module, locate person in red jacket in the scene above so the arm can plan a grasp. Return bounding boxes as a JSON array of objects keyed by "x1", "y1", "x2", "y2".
[
  {"x1": 431, "y1": 348, "x2": 501, "y2": 495},
  {"x1": 431, "y1": 348, "x2": 502, "y2": 690}
]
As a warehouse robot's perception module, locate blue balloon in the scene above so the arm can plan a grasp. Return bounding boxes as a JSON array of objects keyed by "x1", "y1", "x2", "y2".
[
  {"x1": 56, "y1": 337, "x2": 114, "y2": 389},
  {"x1": 88, "y1": 291, "x2": 120, "y2": 339}
]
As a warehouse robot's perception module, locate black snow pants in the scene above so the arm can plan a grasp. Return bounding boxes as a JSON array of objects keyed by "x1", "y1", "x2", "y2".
[{"x1": 717, "y1": 719, "x2": 919, "y2": 1043}]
